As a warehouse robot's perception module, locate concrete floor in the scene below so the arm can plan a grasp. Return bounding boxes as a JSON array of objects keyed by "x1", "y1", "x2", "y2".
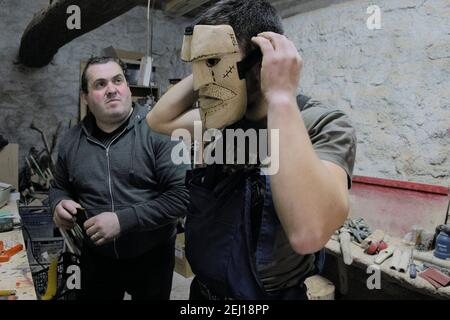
[{"x1": 123, "y1": 273, "x2": 336, "y2": 300}]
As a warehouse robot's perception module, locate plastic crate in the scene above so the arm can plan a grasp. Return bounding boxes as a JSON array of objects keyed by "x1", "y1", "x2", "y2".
[
  {"x1": 19, "y1": 206, "x2": 57, "y2": 238},
  {"x1": 26, "y1": 237, "x2": 65, "y2": 266},
  {"x1": 32, "y1": 252, "x2": 80, "y2": 300}
]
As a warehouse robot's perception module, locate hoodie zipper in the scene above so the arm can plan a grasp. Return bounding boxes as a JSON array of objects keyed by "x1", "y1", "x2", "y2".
[{"x1": 86, "y1": 127, "x2": 127, "y2": 259}]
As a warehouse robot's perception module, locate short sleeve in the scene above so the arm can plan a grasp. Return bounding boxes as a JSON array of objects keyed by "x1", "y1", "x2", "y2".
[{"x1": 300, "y1": 99, "x2": 357, "y2": 188}]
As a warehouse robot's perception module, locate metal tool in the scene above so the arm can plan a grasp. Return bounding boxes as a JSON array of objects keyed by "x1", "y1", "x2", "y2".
[{"x1": 409, "y1": 248, "x2": 417, "y2": 279}]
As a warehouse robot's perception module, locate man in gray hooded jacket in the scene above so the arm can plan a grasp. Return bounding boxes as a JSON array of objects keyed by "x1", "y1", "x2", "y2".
[{"x1": 49, "y1": 56, "x2": 189, "y2": 300}]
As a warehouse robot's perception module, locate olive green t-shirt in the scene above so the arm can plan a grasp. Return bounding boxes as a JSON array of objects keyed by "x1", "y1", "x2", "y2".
[
  {"x1": 298, "y1": 96, "x2": 356, "y2": 187},
  {"x1": 256, "y1": 95, "x2": 357, "y2": 291}
]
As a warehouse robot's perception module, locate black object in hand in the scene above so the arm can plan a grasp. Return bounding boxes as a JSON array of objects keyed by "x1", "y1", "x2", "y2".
[{"x1": 76, "y1": 208, "x2": 88, "y2": 228}]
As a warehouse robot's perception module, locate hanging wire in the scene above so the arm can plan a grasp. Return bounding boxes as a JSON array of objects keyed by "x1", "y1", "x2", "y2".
[
  {"x1": 146, "y1": 0, "x2": 150, "y2": 58},
  {"x1": 146, "y1": 0, "x2": 155, "y2": 59},
  {"x1": 150, "y1": 0, "x2": 155, "y2": 61}
]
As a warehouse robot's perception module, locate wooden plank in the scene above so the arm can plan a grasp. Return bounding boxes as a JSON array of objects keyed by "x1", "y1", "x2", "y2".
[
  {"x1": 164, "y1": 0, "x2": 210, "y2": 16},
  {"x1": 349, "y1": 176, "x2": 449, "y2": 237},
  {"x1": 79, "y1": 61, "x2": 88, "y2": 121},
  {"x1": 325, "y1": 237, "x2": 450, "y2": 299},
  {"x1": 0, "y1": 144, "x2": 19, "y2": 191},
  {"x1": 19, "y1": 0, "x2": 137, "y2": 67},
  {"x1": 353, "y1": 175, "x2": 449, "y2": 196}
]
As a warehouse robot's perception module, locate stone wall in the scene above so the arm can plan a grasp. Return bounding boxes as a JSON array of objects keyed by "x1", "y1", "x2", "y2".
[
  {"x1": 284, "y1": 0, "x2": 450, "y2": 185},
  {"x1": 1, "y1": 0, "x2": 449, "y2": 187},
  {"x1": 0, "y1": 0, "x2": 192, "y2": 170}
]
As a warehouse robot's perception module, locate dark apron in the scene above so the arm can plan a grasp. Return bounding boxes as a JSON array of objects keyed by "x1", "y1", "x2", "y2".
[{"x1": 185, "y1": 166, "x2": 308, "y2": 300}]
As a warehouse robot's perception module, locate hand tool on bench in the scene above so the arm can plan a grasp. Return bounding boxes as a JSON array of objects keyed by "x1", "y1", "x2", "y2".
[
  {"x1": 0, "y1": 241, "x2": 23, "y2": 262},
  {"x1": 409, "y1": 248, "x2": 417, "y2": 279}
]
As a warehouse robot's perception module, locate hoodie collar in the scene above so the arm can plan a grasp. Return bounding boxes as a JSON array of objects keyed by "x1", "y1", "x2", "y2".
[{"x1": 81, "y1": 102, "x2": 147, "y2": 137}]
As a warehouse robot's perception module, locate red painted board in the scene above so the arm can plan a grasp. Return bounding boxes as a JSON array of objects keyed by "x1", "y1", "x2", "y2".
[{"x1": 349, "y1": 176, "x2": 449, "y2": 238}]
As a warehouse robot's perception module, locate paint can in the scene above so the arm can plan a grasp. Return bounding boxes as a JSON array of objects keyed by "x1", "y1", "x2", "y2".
[{"x1": 433, "y1": 225, "x2": 450, "y2": 260}]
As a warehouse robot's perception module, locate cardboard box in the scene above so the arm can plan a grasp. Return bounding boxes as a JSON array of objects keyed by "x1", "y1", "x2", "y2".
[
  {"x1": 0, "y1": 144, "x2": 18, "y2": 191},
  {"x1": 174, "y1": 233, "x2": 194, "y2": 278}
]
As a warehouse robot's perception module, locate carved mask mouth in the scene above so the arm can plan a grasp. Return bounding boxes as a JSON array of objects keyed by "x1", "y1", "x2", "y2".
[{"x1": 198, "y1": 84, "x2": 236, "y2": 109}]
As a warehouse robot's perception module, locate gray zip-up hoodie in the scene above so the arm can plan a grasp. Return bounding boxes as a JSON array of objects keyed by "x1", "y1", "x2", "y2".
[{"x1": 49, "y1": 104, "x2": 189, "y2": 259}]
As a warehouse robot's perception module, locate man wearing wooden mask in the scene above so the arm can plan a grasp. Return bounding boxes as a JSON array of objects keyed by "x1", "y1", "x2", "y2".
[{"x1": 147, "y1": 0, "x2": 356, "y2": 300}]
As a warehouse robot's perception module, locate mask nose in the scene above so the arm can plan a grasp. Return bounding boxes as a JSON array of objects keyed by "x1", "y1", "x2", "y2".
[{"x1": 192, "y1": 61, "x2": 215, "y2": 91}]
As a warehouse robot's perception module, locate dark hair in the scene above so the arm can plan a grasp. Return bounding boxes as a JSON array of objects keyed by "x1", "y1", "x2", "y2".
[
  {"x1": 81, "y1": 56, "x2": 127, "y2": 93},
  {"x1": 197, "y1": 0, "x2": 284, "y2": 55}
]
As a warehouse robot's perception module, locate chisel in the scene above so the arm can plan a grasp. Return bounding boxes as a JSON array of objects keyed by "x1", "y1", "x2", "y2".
[{"x1": 409, "y1": 248, "x2": 417, "y2": 279}]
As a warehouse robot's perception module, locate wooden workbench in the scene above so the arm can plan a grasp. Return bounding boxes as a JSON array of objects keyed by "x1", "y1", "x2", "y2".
[
  {"x1": 325, "y1": 236, "x2": 450, "y2": 299},
  {"x1": 0, "y1": 198, "x2": 37, "y2": 300}
]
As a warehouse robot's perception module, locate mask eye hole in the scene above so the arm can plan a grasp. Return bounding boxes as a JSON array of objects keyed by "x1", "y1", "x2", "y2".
[{"x1": 206, "y1": 58, "x2": 221, "y2": 67}]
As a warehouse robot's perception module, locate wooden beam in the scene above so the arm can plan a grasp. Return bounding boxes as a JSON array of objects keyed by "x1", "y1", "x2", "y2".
[
  {"x1": 134, "y1": 0, "x2": 164, "y2": 8},
  {"x1": 19, "y1": 0, "x2": 139, "y2": 67},
  {"x1": 274, "y1": 0, "x2": 351, "y2": 18}
]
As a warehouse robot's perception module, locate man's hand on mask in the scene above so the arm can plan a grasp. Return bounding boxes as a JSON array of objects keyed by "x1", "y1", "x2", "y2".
[
  {"x1": 84, "y1": 212, "x2": 121, "y2": 246},
  {"x1": 251, "y1": 32, "x2": 302, "y2": 106}
]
